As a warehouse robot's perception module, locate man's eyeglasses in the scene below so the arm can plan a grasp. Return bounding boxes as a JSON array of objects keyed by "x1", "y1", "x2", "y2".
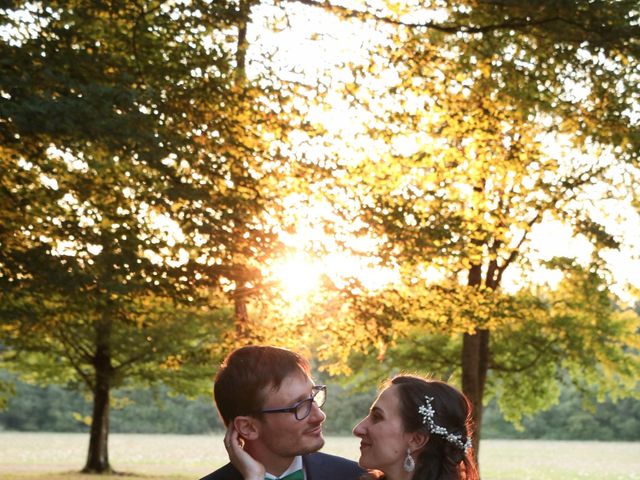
[{"x1": 260, "y1": 385, "x2": 327, "y2": 421}]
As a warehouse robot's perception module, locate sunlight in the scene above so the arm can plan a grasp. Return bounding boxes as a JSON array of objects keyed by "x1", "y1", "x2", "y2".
[
  {"x1": 267, "y1": 247, "x2": 399, "y2": 317},
  {"x1": 269, "y1": 253, "x2": 324, "y2": 299},
  {"x1": 264, "y1": 196, "x2": 400, "y2": 315},
  {"x1": 250, "y1": 1, "x2": 640, "y2": 309}
]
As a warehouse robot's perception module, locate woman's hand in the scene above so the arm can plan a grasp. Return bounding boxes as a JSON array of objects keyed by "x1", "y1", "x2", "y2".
[{"x1": 224, "y1": 423, "x2": 266, "y2": 480}]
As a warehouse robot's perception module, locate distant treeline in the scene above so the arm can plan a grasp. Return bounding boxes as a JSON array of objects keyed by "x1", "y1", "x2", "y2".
[{"x1": 1, "y1": 375, "x2": 638, "y2": 440}]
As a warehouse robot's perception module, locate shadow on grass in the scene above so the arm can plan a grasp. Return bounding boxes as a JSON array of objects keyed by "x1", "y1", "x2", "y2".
[{"x1": 1, "y1": 471, "x2": 191, "y2": 480}]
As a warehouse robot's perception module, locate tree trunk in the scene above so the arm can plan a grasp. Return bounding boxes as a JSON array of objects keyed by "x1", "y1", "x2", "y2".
[
  {"x1": 235, "y1": 293, "x2": 248, "y2": 335},
  {"x1": 83, "y1": 321, "x2": 113, "y2": 473},
  {"x1": 461, "y1": 264, "x2": 490, "y2": 463},
  {"x1": 461, "y1": 328, "x2": 490, "y2": 457},
  {"x1": 235, "y1": 0, "x2": 251, "y2": 83},
  {"x1": 234, "y1": 280, "x2": 250, "y2": 337}
]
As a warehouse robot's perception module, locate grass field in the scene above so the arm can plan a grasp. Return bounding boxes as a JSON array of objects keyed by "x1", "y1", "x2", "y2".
[{"x1": 0, "y1": 432, "x2": 638, "y2": 480}]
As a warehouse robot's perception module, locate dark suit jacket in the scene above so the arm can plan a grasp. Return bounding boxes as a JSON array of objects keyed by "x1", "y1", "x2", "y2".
[{"x1": 199, "y1": 452, "x2": 364, "y2": 480}]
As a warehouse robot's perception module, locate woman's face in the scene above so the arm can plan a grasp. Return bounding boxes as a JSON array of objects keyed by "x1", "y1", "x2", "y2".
[{"x1": 352, "y1": 385, "x2": 413, "y2": 475}]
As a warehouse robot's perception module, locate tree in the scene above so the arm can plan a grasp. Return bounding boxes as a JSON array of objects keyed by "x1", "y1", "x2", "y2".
[
  {"x1": 0, "y1": 0, "x2": 297, "y2": 472},
  {"x1": 286, "y1": 0, "x2": 640, "y2": 457}
]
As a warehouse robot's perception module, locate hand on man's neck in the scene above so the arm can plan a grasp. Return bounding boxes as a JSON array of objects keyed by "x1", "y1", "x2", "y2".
[{"x1": 245, "y1": 442, "x2": 298, "y2": 478}]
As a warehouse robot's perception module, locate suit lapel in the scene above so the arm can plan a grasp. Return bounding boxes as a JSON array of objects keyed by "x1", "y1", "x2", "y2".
[
  {"x1": 302, "y1": 454, "x2": 314, "y2": 480},
  {"x1": 225, "y1": 463, "x2": 246, "y2": 480}
]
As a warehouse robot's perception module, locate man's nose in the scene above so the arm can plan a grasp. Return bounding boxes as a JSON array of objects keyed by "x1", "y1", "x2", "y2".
[{"x1": 308, "y1": 400, "x2": 326, "y2": 422}]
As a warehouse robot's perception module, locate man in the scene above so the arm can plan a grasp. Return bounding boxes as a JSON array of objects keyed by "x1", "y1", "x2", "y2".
[{"x1": 200, "y1": 345, "x2": 363, "y2": 480}]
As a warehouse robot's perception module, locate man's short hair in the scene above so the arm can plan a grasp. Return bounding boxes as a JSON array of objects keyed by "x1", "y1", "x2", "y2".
[{"x1": 214, "y1": 345, "x2": 311, "y2": 425}]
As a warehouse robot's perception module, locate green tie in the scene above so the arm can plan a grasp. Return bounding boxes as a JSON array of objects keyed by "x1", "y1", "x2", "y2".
[{"x1": 277, "y1": 470, "x2": 304, "y2": 480}]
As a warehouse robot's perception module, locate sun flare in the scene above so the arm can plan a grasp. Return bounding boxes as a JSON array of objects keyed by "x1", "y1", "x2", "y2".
[
  {"x1": 269, "y1": 253, "x2": 325, "y2": 299},
  {"x1": 263, "y1": 197, "x2": 400, "y2": 316}
]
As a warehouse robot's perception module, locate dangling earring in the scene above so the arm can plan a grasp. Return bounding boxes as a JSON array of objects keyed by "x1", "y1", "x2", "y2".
[{"x1": 403, "y1": 448, "x2": 415, "y2": 472}]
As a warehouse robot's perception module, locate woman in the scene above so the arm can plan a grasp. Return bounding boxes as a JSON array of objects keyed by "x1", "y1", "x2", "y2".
[
  {"x1": 353, "y1": 374, "x2": 478, "y2": 480},
  {"x1": 224, "y1": 374, "x2": 478, "y2": 480}
]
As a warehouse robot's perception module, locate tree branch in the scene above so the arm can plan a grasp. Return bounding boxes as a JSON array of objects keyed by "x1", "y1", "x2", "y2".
[{"x1": 287, "y1": 0, "x2": 562, "y2": 34}]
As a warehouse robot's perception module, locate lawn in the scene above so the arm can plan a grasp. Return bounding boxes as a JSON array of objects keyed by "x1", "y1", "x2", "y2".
[{"x1": 0, "y1": 432, "x2": 638, "y2": 480}]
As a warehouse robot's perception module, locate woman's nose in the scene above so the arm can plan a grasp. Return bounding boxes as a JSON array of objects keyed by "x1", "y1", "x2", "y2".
[{"x1": 352, "y1": 418, "x2": 366, "y2": 436}]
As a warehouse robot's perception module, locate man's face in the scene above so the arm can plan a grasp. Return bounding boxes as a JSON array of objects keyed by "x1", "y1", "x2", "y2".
[{"x1": 255, "y1": 371, "x2": 326, "y2": 458}]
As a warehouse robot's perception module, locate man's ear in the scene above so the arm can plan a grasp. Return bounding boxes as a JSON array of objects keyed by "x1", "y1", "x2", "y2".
[
  {"x1": 408, "y1": 431, "x2": 429, "y2": 453},
  {"x1": 233, "y1": 415, "x2": 260, "y2": 440}
]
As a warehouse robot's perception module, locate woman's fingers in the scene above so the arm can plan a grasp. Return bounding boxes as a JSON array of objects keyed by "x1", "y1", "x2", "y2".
[{"x1": 223, "y1": 423, "x2": 265, "y2": 480}]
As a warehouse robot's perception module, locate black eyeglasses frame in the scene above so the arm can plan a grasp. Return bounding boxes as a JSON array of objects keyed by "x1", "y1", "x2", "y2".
[{"x1": 259, "y1": 385, "x2": 327, "y2": 421}]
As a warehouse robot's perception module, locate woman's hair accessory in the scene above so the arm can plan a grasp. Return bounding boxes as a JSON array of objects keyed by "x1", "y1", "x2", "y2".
[{"x1": 418, "y1": 395, "x2": 472, "y2": 453}]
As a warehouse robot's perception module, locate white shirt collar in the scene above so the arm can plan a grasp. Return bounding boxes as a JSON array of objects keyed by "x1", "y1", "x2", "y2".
[{"x1": 264, "y1": 455, "x2": 304, "y2": 480}]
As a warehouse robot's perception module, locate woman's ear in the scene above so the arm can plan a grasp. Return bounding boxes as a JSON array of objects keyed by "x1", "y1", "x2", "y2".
[
  {"x1": 233, "y1": 416, "x2": 260, "y2": 441},
  {"x1": 408, "y1": 431, "x2": 429, "y2": 452}
]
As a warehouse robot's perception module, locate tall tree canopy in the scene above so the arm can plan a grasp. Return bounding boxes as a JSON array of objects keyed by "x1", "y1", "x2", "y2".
[
  {"x1": 1, "y1": 0, "x2": 639, "y2": 474},
  {"x1": 279, "y1": 0, "x2": 640, "y2": 455},
  {"x1": 0, "y1": 0, "x2": 306, "y2": 472}
]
